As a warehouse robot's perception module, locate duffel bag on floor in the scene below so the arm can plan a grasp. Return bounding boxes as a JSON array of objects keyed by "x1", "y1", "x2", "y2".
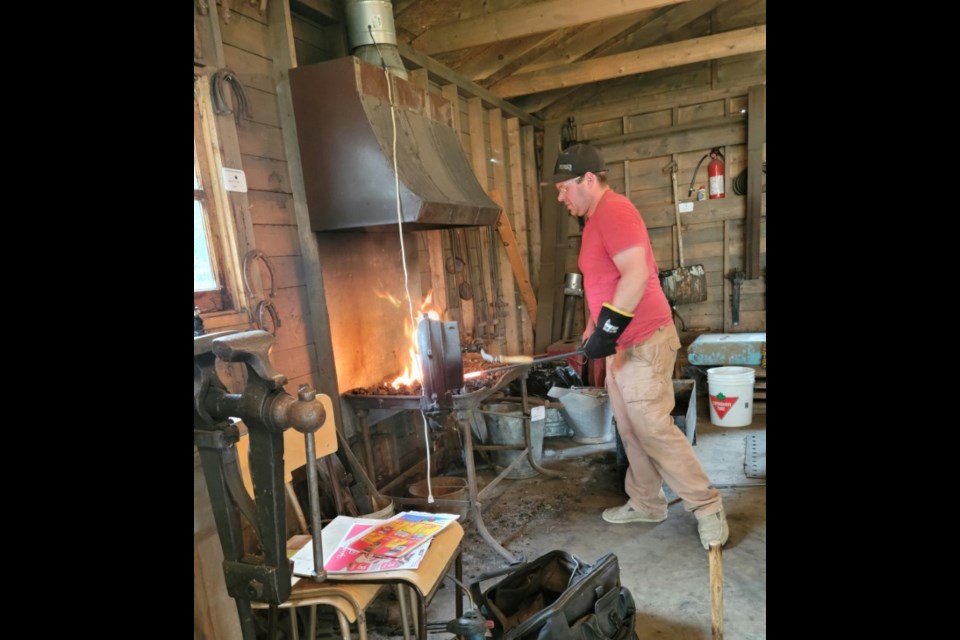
[{"x1": 469, "y1": 549, "x2": 638, "y2": 640}]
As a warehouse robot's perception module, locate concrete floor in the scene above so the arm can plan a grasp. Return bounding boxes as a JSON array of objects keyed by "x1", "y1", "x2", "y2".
[{"x1": 401, "y1": 410, "x2": 768, "y2": 639}]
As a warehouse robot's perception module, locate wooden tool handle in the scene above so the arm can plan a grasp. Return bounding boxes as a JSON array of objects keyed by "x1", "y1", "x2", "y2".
[
  {"x1": 671, "y1": 170, "x2": 685, "y2": 267},
  {"x1": 709, "y1": 542, "x2": 723, "y2": 640}
]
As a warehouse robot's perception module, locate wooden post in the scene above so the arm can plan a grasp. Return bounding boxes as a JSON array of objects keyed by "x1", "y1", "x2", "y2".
[
  {"x1": 745, "y1": 84, "x2": 765, "y2": 279},
  {"x1": 535, "y1": 122, "x2": 563, "y2": 352},
  {"x1": 709, "y1": 542, "x2": 724, "y2": 640},
  {"x1": 490, "y1": 189, "x2": 538, "y2": 327}
]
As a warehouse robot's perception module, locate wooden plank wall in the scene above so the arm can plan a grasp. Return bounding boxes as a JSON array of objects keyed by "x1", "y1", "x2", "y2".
[
  {"x1": 413, "y1": 79, "x2": 539, "y2": 355},
  {"x1": 209, "y1": 1, "x2": 339, "y2": 391}
]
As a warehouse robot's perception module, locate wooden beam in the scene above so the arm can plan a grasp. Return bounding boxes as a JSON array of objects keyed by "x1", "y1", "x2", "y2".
[
  {"x1": 489, "y1": 109, "x2": 520, "y2": 354},
  {"x1": 547, "y1": 83, "x2": 756, "y2": 128},
  {"x1": 398, "y1": 42, "x2": 543, "y2": 127},
  {"x1": 490, "y1": 189, "x2": 538, "y2": 327},
  {"x1": 290, "y1": 0, "x2": 343, "y2": 24},
  {"x1": 491, "y1": 25, "x2": 766, "y2": 99},
  {"x1": 458, "y1": 31, "x2": 568, "y2": 86},
  {"x1": 507, "y1": 118, "x2": 535, "y2": 354},
  {"x1": 587, "y1": 114, "x2": 745, "y2": 147},
  {"x1": 518, "y1": 0, "x2": 722, "y2": 76},
  {"x1": 535, "y1": 123, "x2": 564, "y2": 352},
  {"x1": 512, "y1": 0, "x2": 724, "y2": 114},
  {"x1": 410, "y1": 0, "x2": 689, "y2": 55},
  {"x1": 268, "y1": 0, "x2": 344, "y2": 429},
  {"x1": 745, "y1": 84, "x2": 765, "y2": 279},
  {"x1": 601, "y1": 121, "x2": 745, "y2": 164},
  {"x1": 425, "y1": 231, "x2": 449, "y2": 318},
  {"x1": 521, "y1": 125, "x2": 542, "y2": 293}
]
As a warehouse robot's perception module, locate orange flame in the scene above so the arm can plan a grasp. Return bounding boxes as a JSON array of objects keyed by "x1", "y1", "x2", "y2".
[{"x1": 383, "y1": 290, "x2": 443, "y2": 388}]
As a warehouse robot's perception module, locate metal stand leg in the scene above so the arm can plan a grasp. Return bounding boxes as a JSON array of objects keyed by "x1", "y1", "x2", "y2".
[
  {"x1": 356, "y1": 409, "x2": 377, "y2": 485},
  {"x1": 460, "y1": 413, "x2": 520, "y2": 563},
  {"x1": 396, "y1": 584, "x2": 412, "y2": 640},
  {"x1": 520, "y1": 373, "x2": 563, "y2": 478}
]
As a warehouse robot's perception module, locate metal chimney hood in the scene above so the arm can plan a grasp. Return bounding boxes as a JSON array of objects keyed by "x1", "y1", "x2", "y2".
[{"x1": 289, "y1": 57, "x2": 501, "y2": 232}]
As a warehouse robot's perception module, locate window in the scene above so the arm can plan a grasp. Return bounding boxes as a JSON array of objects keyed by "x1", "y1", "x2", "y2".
[{"x1": 194, "y1": 75, "x2": 242, "y2": 315}]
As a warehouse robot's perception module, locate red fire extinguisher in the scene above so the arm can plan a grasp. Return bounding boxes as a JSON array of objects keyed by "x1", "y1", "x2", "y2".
[
  {"x1": 707, "y1": 149, "x2": 725, "y2": 199},
  {"x1": 687, "y1": 147, "x2": 726, "y2": 199}
]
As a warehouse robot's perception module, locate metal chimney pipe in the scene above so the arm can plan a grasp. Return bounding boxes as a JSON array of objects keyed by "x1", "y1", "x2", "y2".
[{"x1": 344, "y1": 0, "x2": 408, "y2": 80}]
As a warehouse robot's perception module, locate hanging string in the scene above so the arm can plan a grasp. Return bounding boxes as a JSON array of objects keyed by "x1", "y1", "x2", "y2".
[{"x1": 383, "y1": 62, "x2": 435, "y2": 504}]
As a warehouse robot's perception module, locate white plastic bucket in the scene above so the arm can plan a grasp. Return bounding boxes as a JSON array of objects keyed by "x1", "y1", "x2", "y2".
[{"x1": 707, "y1": 366, "x2": 755, "y2": 427}]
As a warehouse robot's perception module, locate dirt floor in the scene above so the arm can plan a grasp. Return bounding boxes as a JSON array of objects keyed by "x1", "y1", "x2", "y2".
[{"x1": 267, "y1": 411, "x2": 766, "y2": 639}]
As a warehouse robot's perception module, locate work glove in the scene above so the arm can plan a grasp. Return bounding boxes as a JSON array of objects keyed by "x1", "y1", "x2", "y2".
[{"x1": 583, "y1": 303, "x2": 634, "y2": 359}]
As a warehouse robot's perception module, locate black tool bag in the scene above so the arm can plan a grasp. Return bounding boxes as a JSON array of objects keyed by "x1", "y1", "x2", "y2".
[{"x1": 469, "y1": 550, "x2": 638, "y2": 640}]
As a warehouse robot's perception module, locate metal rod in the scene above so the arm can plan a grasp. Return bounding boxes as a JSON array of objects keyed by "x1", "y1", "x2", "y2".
[
  {"x1": 304, "y1": 432, "x2": 326, "y2": 581},
  {"x1": 473, "y1": 349, "x2": 584, "y2": 378}
]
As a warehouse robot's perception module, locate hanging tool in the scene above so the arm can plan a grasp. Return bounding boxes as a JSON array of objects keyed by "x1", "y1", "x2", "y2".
[
  {"x1": 658, "y1": 161, "x2": 708, "y2": 328},
  {"x1": 728, "y1": 267, "x2": 745, "y2": 326}
]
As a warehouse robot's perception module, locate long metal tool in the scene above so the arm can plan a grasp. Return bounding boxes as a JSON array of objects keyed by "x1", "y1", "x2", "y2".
[
  {"x1": 658, "y1": 161, "x2": 707, "y2": 311},
  {"x1": 476, "y1": 348, "x2": 585, "y2": 377}
]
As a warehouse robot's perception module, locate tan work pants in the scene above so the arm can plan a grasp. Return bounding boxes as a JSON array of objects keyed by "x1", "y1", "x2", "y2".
[{"x1": 606, "y1": 324, "x2": 721, "y2": 517}]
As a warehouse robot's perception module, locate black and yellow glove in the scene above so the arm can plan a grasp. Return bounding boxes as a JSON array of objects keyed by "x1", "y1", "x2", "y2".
[{"x1": 583, "y1": 303, "x2": 634, "y2": 359}]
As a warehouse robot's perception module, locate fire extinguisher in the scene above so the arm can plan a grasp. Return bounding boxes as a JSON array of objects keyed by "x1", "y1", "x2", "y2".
[
  {"x1": 687, "y1": 147, "x2": 726, "y2": 199},
  {"x1": 707, "y1": 149, "x2": 725, "y2": 199}
]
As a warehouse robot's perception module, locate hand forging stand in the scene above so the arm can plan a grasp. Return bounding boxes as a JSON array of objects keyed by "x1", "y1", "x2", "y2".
[{"x1": 343, "y1": 319, "x2": 562, "y2": 564}]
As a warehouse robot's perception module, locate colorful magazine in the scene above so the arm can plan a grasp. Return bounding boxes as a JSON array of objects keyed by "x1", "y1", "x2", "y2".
[
  {"x1": 340, "y1": 511, "x2": 459, "y2": 559},
  {"x1": 291, "y1": 521, "x2": 433, "y2": 576}
]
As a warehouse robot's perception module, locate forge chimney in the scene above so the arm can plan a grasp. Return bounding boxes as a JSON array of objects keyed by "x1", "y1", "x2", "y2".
[
  {"x1": 289, "y1": 3, "x2": 500, "y2": 232},
  {"x1": 344, "y1": 0, "x2": 408, "y2": 81}
]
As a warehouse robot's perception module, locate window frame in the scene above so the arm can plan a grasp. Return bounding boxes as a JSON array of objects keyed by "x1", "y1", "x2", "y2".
[{"x1": 194, "y1": 74, "x2": 247, "y2": 324}]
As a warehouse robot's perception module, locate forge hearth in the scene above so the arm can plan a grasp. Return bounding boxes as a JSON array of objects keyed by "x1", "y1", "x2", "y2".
[{"x1": 347, "y1": 355, "x2": 507, "y2": 397}]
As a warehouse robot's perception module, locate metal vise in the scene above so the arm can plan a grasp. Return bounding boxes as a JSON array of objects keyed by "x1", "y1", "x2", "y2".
[{"x1": 194, "y1": 329, "x2": 333, "y2": 639}]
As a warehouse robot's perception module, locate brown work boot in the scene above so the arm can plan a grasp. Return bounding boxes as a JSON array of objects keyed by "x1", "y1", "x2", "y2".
[{"x1": 697, "y1": 507, "x2": 729, "y2": 549}]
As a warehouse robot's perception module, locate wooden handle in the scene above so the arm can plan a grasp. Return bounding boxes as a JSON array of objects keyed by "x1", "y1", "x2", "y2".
[
  {"x1": 671, "y1": 170, "x2": 685, "y2": 267},
  {"x1": 497, "y1": 355, "x2": 534, "y2": 364},
  {"x1": 709, "y1": 542, "x2": 723, "y2": 640}
]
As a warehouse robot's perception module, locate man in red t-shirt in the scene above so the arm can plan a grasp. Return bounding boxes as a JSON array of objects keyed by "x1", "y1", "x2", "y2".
[{"x1": 550, "y1": 143, "x2": 728, "y2": 549}]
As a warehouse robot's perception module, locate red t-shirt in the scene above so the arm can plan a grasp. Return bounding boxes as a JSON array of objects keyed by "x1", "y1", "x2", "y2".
[{"x1": 578, "y1": 190, "x2": 673, "y2": 348}]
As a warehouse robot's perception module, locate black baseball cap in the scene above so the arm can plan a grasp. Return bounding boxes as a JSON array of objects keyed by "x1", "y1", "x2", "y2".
[{"x1": 549, "y1": 143, "x2": 606, "y2": 183}]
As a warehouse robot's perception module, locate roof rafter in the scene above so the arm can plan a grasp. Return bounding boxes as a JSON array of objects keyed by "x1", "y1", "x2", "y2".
[
  {"x1": 410, "y1": 0, "x2": 690, "y2": 55},
  {"x1": 491, "y1": 25, "x2": 765, "y2": 99},
  {"x1": 511, "y1": 0, "x2": 723, "y2": 113}
]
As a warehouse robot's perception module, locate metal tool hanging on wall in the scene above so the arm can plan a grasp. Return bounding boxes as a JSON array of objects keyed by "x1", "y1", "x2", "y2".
[
  {"x1": 659, "y1": 160, "x2": 708, "y2": 330},
  {"x1": 728, "y1": 267, "x2": 745, "y2": 326},
  {"x1": 243, "y1": 249, "x2": 282, "y2": 335}
]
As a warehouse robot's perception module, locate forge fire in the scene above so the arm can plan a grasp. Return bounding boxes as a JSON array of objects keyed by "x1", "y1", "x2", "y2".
[{"x1": 347, "y1": 354, "x2": 504, "y2": 396}]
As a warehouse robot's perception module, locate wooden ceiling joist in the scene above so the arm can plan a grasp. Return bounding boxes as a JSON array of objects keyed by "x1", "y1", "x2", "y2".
[
  {"x1": 490, "y1": 25, "x2": 765, "y2": 99},
  {"x1": 510, "y1": 0, "x2": 726, "y2": 114},
  {"x1": 410, "y1": 0, "x2": 691, "y2": 55},
  {"x1": 397, "y1": 42, "x2": 543, "y2": 127}
]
